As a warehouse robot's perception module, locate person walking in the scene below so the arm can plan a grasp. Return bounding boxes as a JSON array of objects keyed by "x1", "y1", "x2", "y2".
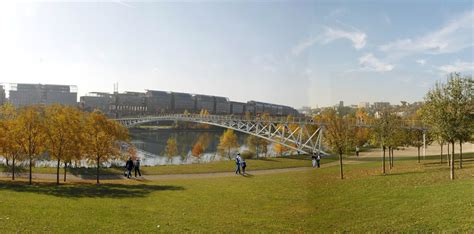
[
  {"x1": 356, "y1": 146, "x2": 360, "y2": 157},
  {"x1": 316, "y1": 154, "x2": 321, "y2": 168},
  {"x1": 235, "y1": 153, "x2": 242, "y2": 175},
  {"x1": 134, "y1": 159, "x2": 142, "y2": 177},
  {"x1": 241, "y1": 159, "x2": 247, "y2": 175},
  {"x1": 125, "y1": 157, "x2": 134, "y2": 178},
  {"x1": 311, "y1": 154, "x2": 317, "y2": 168}
]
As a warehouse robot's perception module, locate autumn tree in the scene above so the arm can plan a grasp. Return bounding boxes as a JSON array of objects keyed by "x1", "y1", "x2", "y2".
[
  {"x1": 217, "y1": 129, "x2": 239, "y2": 159},
  {"x1": 421, "y1": 73, "x2": 473, "y2": 179},
  {"x1": 385, "y1": 115, "x2": 403, "y2": 169},
  {"x1": 165, "y1": 137, "x2": 178, "y2": 163},
  {"x1": 196, "y1": 133, "x2": 211, "y2": 151},
  {"x1": 273, "y1": 143, "x2": 290, "y2": 157},
  {"x1": 191, "y1": 142, "x2": 204, "y2": 161},
  {"x1": 353, "y1": 108, "x2": 371, "y2": 152},
  {"x1": 371, "y1": 110, "x2": 400, "y2": 174},
  {"x1": 84, "y1": 111, "x2": 129, "y2": 184},
  {"x1": 62, "y1": 108, "x2": 87, "y2": 182},
  {"x1": 14, "y1": 105, "x2": 46, "y2": 185},
  {"x1": 321, "y1": 109, "x2": 355, "y2": 179},
  {"x1": 0, "y1": 103, "x2": 21, "y2": 180},
  {"x1": 246, "y1": 135, "x2": 269, "y2": 159},
  {"x1": 44, "y1": 105, "x2": 85, "y2": 184}
]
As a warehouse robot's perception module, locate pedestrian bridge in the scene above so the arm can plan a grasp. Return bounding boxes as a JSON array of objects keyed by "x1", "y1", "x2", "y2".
[{"x1": 115, "y1": 114, "x2": 325, "y2": 155}]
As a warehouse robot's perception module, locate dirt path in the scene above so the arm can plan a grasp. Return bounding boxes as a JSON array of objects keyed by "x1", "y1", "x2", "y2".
[{"x1": 0, "y1": 160, "x2": 353, "y2": 182}]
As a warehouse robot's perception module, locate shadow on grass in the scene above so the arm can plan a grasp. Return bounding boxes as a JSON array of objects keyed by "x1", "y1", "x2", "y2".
[
  {"x1": 242, "y1": 173, "x2": 254, "y2": 178},
  {"x1": 68, "y1": 167, "x2": 125, "y2": 180},
  {"x1": 0, "y1": 181, "x2": 184, "y2": 198},
  {"x1": 1, "y1": 164, "x2": 28, "y2": 175},
  {"x1": 380, "y1": 170, "x2": 427, "y2": 177}
]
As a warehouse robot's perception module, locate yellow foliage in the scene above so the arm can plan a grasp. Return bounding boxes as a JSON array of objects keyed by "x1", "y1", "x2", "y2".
[
  {"x1": 192, "y1": 142, "x2": 204, "y2": 158},
  {"x1": 273, "y1": 143, "x2": 289, "y2": 156},
  {"x1": 165, "y1": 137, "x2": 178, "y2": 157},
  {"x1": 217, "y1": 129, "x2": 239, "y2": 159}
]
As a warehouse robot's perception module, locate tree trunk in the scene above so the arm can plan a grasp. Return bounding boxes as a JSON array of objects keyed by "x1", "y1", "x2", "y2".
[
  {"x1": 5, "y1": 158, "x2": 9, "y2": 167},
  {"x1": 96, "y1": 157, "x2": 100, "y2": 184},
  {"x1": 56, "y1": 158, "x2": 60, "y2": 185},
  {"x1": 339, "y1": 152, "x2": 343, "y2": 179},
  {"x1": 11, "y1": 157, "x2": 15, "y2": 181},
  {"x1": 447, "y1": 143, "x2": 450, "y2": 166},
  {"x1": 417, "y1": 146, "x2": 420, "y2": 163},
  {"x1": 391, "y1": 148, "x2": 394, "y2": 168},
  {"x1": 63, "y1": 162, "x2": 67, "y2": 182},
  {"x1": 382, "y1": 146, "x2": 386, "y2": 175},
  {"x1": 29, "y1": 156, "x2": 32, "y2": 185},
  {"x1": 450, "y1": 142, "x2": 455, "y2": 180},
  {"x1": 388, "y1": 147, "x2": 392, "y2": 169},
  {"x1": 459, "y1": 142, "x2": 463, "y2": 169},
  {"x1": 440, "y1": 143, "x2": 443, "y2": 164}
]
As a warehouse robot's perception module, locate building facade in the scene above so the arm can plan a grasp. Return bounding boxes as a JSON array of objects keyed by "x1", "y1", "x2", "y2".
[
  {"x1": 9, "y1": 83, "x2": 77, "y2": 107},
  {"x1": 0, "y1": 85, "x2": 5, "y2": 106}
]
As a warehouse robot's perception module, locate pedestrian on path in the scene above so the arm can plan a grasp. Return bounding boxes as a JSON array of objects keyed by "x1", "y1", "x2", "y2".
[
  {"x1": 241, "y1": 159, "x2": 247, "y2": 175},
  {"x1": 316, "y1": 154, "x2": 321, "y2": 168},
  {"x1": 235, "y1": 153, "x2": 242, "y2": 175},
  {"x1": 134, "y1": 159, "x2": 142, "y2": 177},
  {"x1": 125, "y1": 157, "x2": 134, "y2": 178},
  {"x1": 312, "y1": 154, "x2": 317, "y2": 168}
]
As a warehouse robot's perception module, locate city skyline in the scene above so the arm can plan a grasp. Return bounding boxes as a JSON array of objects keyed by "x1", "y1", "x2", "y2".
[{"x1": 0, "y1": 1, "x2": 472, "y2": 107}]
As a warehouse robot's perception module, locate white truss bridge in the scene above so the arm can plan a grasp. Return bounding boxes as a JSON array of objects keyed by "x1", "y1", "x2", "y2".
[{"x1": 115, "y1": 114, "x2": 325, "y2": 155}]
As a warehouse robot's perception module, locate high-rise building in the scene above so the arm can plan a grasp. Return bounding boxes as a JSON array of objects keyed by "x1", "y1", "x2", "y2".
[
  {"x1": 0, "y1": 85, "x2": 5, "y2": 105},
  {"x1": 9, "y1": 83, "x2": 77, "y2": 107},
  {"x1": 80, "y1": 92, "x2": 115, "y2": 114}
]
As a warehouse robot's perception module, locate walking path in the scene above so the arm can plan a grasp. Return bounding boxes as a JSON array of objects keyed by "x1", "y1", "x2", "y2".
[{"x1": 0, "y1": 160, "x2": 352, "y2": 182}]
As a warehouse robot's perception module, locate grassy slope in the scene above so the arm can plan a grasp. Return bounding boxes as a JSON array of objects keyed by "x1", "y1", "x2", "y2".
[{"x1": 0, "y1": 155, "x2": 472, "y2": 232}]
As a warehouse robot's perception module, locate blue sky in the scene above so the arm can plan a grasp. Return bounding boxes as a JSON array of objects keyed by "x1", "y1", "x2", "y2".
[{"x1": 0, "y1": 1, "x2": 472, "y2": 108}]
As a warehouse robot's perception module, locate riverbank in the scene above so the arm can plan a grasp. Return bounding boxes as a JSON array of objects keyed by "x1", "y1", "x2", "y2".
[{"x1": 0, "y1": 156, "x2": 338, "y2": 180}]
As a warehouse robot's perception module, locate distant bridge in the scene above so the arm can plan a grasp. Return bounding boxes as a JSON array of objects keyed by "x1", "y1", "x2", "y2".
[
  {"x1": 115, "y1": 114, "x2": 325, "y2": 155},
  {"x1": 115, "y1": 114, "x2": 429, "y2": 157}
]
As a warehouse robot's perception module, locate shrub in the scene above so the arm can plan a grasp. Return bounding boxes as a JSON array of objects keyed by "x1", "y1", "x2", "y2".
[{"x1": 240, "y1": 150, "x2": 255, "y2": 159}]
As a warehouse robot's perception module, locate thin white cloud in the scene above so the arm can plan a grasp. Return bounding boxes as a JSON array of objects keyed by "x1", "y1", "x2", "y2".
[
  {"x1": 358, "y1": 53, "x2": 394, "y2": 72},
  {"x1": 416, "y1": 59, "x2": 426, "y2": 65},
  {"x1": 292, "y1": 26, "x2": 366, "y2": 55},
  {"x1": 380, "y1": 10, "x2": 474, "y2": 55},
  {"x1": 113, "y1": 0, "x2": 136, "y2": 8},
  {"x1": 438, "y1": 61, "x2": 474, "y2": 73}
]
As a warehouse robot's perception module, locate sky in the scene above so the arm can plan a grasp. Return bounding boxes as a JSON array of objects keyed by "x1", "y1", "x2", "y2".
[{"x1": 0, "y1": 1, "x2": 472, "y2": 108}]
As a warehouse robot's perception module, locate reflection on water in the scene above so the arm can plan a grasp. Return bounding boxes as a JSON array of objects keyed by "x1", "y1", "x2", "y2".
[{"x1": 130, "y1": 128, "x2": 249, "y2": 166}]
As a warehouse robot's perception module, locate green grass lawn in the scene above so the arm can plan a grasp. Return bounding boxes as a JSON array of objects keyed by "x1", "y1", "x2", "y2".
[
  {"x1": 1, "y1": 156, "x2": 337, "y2": 175},
  {"x1": 0, "y1": 155, "x2": 472, "y2": 232}
]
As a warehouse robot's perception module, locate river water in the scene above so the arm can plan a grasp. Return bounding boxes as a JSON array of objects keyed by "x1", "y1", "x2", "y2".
[{"x1": 129, "y1": 127, "x2": 250, "y2": 166}]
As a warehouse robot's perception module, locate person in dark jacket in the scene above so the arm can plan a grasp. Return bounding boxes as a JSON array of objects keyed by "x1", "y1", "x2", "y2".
[
  {"x1": 316, "y1": 154, "x2": 321, "y2": 168},
  {"x1": 134, "y1": 159, "x2": 142, "y2": 177},
  {"x1": 241, "y1": 159, "x2": 247, "y2": 175},
  {"x1": 125, "y1": 157, "x2": 134, "y2": 178}
]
